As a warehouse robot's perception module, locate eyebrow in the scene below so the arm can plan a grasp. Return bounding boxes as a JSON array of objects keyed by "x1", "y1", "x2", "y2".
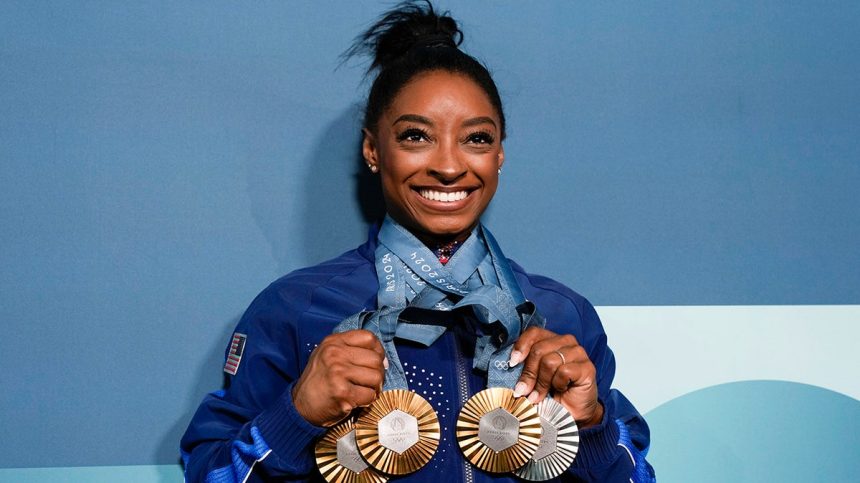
[
  {"x1": 462, "y1": 116, "x2": 497, "y2": 129},
  {"x1": 392, "y1": 114, "x2": 497, "y2": 129},
  {"x1": 393, "y1": 114, "x2": 433, "y2": 126}
]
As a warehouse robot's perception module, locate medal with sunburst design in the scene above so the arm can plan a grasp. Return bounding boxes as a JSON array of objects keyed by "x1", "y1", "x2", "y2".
[
  {"x1": 354, "y1": 389, "x2": 440, "y2": 475},
  {"x1": 514, "y1": 397, "x2": 579, "y2": 480},
  {"x1": 456, "y1": 387, "x2": 542, "y2": 473},
  {"x1": 315, "y1": 417, "x2": 388, "y2": 483}
]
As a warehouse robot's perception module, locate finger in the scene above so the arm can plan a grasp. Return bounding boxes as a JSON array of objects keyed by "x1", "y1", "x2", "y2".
[
  {"x1": 550, "y1": 361, "x2": 585, "y2": 393},
  {"x1": 551, "y1": 359, "x2": 600, "y2": 427},
  {"x1": 513, "y1": 331, "x2": 557, "y2": 398},
  {"x1": 332, "y1": 382, "x2": 379, "y2": 414},
  {"x1": 315, "y1": 339, "x2": 380, "y2": 366},
  {"x1": 550, "y1": 347, "x2": 596, "y2": 393},
  {"x1": 509, "y1": 327, "x2": 552, "y2": 368},
  {"x1": 345, "y1": 364, "x2": 385, "y2": 392},
  {"x1": 343, "y1": 346, "x2": 387, "y2": 371},
  {"x1": 531, "y1": 346, "x2": 567, "y2": 402},
  {"x1": 348, "y1": 384, "x2": 380, "y2": 409},
  {"x1": 341, "y1": 329, "x2": 385, "y2": 354},
  {"x1": 335, "y1": 329, "x2": 388, "y2": 368},
  {"x1": 526, "y1": 335, "x2": 576, "y2": 401}
]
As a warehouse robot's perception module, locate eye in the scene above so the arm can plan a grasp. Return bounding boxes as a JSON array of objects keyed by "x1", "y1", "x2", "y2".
[
  {"x1": 465, "y1": 131, "x2": 495, "y2": 145},
  {"x1": 396, "y1": 127, "x2": 431, "y2": 143}
]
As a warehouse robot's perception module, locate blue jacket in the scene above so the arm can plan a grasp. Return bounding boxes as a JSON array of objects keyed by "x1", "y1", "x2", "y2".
[{"x1": 181, "y1": 225, "x2": 654, "y2": 482}]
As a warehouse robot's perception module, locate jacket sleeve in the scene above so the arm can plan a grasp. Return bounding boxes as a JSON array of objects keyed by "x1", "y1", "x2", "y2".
[
  {"x1": 180, "y1": 285, "x2": 326, "y2": 482},
  {"x1": 559, "y1": 298, "x2": 656, "y2": 482}
]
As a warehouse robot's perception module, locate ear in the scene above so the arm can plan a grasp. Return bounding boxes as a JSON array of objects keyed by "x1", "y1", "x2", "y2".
[
  {"x1": 362, "y1": 128, "x2": 378, "y2": 170},
  {"x1": 497, "y1": 144, "x2": 505, "y2": 171}
]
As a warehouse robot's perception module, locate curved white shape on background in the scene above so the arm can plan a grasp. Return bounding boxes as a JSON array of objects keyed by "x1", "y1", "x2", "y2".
[{"x1": 598, "y1": 305, "x2": 860, "y2": 414}]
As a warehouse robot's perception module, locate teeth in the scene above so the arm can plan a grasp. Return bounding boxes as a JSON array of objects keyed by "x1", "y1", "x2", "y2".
[{"x1": 419, "y1": 189, "x2": 468, "y2": 202}]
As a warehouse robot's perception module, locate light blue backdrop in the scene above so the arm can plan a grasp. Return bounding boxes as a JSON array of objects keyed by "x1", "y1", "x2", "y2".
[{"x1": 1, "y1": 1, "x2": 858, "y2": 481}]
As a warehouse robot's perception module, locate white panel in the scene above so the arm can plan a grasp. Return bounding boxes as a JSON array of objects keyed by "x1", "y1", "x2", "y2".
[{"x1": 598, "y1": 305, "x2": 860, "y2": 414}]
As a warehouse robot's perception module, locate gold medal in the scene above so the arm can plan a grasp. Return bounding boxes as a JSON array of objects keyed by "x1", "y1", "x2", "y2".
[
  {"x1": 315, "y1": 417, "x2": 388, "y2": 483},
  {"x1": 456, "y1": 387, "x2": 542, "y2": 473},
  {"x1": 514, "y1": 397, "x2": 579, "y2": 481},
  {"x1": 355, "y1": 389, "x2": 440, "y2": 475}
]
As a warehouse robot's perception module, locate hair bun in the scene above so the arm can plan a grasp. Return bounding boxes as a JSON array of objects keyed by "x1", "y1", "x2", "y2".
[{"x1": 347, "y1": 0, "x2": 463, "y2": 72}]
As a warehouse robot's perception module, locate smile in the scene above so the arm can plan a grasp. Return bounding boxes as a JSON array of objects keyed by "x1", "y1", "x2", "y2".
[{"x1": 418, "y1": 189, "x2": 469, "y2": 203}]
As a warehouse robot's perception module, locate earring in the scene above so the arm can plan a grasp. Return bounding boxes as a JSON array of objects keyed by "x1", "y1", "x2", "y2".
[
  {"x1": 498, "y1": 167, "x2": 502, "y2": 175},
  {"x1": 367, "y1": 164, "x2": 378, "y2": 173}
]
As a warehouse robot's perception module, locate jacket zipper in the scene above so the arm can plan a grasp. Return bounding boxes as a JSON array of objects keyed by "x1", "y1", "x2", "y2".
[{"x1": 453, "y1": 331, "x2": 474, "y2": 483}]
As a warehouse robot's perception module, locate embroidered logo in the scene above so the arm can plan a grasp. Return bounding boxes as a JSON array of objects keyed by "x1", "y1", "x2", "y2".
[{"x1": 223, "y1": 332, "x2": 247, "y2": 375}]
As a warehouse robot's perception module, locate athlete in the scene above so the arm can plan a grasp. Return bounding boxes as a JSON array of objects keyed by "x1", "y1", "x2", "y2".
[{"x1": 181, "y1": 2, "x2": 655, "y2": 482}]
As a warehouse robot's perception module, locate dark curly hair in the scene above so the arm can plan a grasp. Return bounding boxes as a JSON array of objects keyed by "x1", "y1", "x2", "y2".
[{"x1": 346, "y1": 0, "x2": 506, "y2": 139}]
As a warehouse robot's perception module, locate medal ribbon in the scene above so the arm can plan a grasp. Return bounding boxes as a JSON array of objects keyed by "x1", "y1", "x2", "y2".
[
  {"x1": 333, "y1": 217, "x2": 545, "y2": 390},
  {"x1": 383, "y1": 217, "x2": 545, "y2": 388}
]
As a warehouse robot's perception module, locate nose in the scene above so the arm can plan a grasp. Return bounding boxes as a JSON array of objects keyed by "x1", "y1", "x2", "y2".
[{"x1": 427, "y1": 138, "x2": 467, "y2": 183}]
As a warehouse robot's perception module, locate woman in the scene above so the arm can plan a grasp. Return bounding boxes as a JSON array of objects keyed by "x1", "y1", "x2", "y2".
[{"x1": 181, "y1": 2, "x2": 654, "y2": 482}]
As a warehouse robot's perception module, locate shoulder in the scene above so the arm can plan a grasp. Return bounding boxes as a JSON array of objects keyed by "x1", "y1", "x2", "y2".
[
  {"x1": 506, "y1": 258, "x2": 615, "y2": 387},
  {"x1": 238, "y1": 245, "x2": 377, "y2": 335},
  {"x1": 507, "y1": 259, "x2": 603, "y2": 338},
  {"x1": 271, "y1": 247, "x2": 372, "y2": 294},
  {"x1": 508, "y1": 259, "x2": 590, "y2": 311},
  {"x1": 269, "y1": 247, "x2": 376, "y2": 315}
]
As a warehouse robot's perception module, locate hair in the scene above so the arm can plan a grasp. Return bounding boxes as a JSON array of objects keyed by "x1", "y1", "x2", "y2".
[{"x1": 346, "y1": 0, "x2": 506, "y2": 139}]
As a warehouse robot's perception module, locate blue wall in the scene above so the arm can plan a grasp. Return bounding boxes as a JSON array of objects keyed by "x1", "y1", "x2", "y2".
[{"x1": 1, "y1": 1, "x2": 858, "y2": 480}]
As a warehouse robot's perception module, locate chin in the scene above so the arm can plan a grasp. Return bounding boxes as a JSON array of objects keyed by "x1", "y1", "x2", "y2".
[
  {"x1": 418, "y1": 216, "x2": 477, "y2": 241},
  {"x1": 388, "y1": 205, "x2": 482, "y2": 243}
]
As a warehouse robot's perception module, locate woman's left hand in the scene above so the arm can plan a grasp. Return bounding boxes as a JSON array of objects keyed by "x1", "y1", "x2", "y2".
[{"x1": 509, "y1": 327, "x2": 604, "y2": 429}]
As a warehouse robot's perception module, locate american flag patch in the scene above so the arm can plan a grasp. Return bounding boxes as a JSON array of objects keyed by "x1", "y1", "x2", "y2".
[{"x1": 223, "y1": 332, "x2": 247, "y2": 375}]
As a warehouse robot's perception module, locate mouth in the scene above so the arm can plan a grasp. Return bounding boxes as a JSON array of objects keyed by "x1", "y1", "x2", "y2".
[{"x1": 417, "y1": 189, "x2": 470, "y2": 203}]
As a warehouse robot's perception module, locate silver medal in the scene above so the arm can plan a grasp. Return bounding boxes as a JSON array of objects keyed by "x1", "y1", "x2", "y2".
[
  {"x1": 514, "y1": 397, "x2": 579, "y2": 481},
  {"x1": 315, "y1": 418, "x2": 387, "y2": 483}
]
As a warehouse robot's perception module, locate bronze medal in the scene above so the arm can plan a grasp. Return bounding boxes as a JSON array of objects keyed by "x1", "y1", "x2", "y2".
[
  {"x1": 315, "y1": 417, "x2": 388, "y2": 483},
  {"x1": 455, "y1": 387, "x2": 542, "y2": 473},
  {"x1": 513, "y1": 397, "x2": 579, "y2": 480},
  {"x1": 355, "y1": 389, "x2": 440, "y2": 475}
]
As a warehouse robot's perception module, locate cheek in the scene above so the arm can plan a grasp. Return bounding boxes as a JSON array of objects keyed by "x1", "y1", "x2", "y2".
[
  {"x1": 378, "y1": 146, "x2": 420, "y2": 176},
  {"x1": 378, "y1": 168, "x2": 414, "y2": 212},
  {"x1": 482, "y1": 179, "x2": 499, "y2": 204},
  {"x1": 379, "y1": 175, "x2": 402, "y2": 203},
  {"x1": 478, "y1": 158, "x2": 501, "y2": 186}
]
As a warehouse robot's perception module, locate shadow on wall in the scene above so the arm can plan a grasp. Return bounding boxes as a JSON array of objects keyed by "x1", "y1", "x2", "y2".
[
  {"x1": 300, "y1": 104, "x2": 385, "y2": 265},
  {"x1": 161, "y1": 106, "x2": 386, "y2": 475},
  {"x1": 243, "y1": 103, "x2": 384, "y2": 275},
  {"x1": 157, "y1": 316, "x2": 239, "y2": 478}
]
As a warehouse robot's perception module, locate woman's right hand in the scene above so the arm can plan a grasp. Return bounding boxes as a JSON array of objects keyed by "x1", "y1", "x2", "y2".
[{"x1": 291, "y1": 329, "x2": 387, "y2": 427}]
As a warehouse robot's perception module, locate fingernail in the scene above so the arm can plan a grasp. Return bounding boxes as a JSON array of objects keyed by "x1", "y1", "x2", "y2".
[
  {"x1": 383, "y1": 357, "x2": 389, "y2": 370},
  {"x1": 508, "y1": 350, "x2": 523, "y2": 367},
  {"x1": 527, "y1": 390, "x2": 540, "y2": 404},
  {"x1": 513, "y1": 381, "x2": 527, "y2": 398}
]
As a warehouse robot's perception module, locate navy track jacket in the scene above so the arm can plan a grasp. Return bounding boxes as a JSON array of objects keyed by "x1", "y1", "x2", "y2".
[{"x1": 181, "y1": 225, "x2": 655, "y2": 482}]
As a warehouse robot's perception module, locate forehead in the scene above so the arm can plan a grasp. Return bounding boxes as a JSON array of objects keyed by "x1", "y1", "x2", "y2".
[{"x1": 385, "y1": 70, "x2": 498, "y2": 121}]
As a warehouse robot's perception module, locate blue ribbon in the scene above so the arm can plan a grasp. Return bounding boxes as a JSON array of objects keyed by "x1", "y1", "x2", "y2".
[
  {"x1": 333, "y1": 217, "x2": 545, "y2": 390},
  {"x1": 406, "y1": 219, "x2": 546, "y2": 385},
  {"x1": 333, "y1": 307, "x2": 412, "y2": 391}
]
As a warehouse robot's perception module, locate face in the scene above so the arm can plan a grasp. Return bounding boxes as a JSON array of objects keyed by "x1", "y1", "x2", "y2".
[{"x1": 363, "y1": 70, "x2": 504, "y2": 244}]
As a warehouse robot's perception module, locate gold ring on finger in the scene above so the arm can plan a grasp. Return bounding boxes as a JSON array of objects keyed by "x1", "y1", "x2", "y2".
[{"x1": 553, "y1": 350, "x2": 566, "y2": 365}]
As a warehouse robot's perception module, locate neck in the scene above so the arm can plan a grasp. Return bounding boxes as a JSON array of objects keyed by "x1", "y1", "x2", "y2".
[
  {"x1": 413, "y1": 231, "x2": 471, "y2": 249},
  {"x1": 382, "y1": 215, "x2": 478, "y2": 251}
]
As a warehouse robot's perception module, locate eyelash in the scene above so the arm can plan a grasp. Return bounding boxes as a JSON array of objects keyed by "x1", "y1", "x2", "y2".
[
  {"x1": 466, "y1": 130, "x2": 495, "y2": 145},
  {"x1": 395, "y1": 127, "x2": 496, "y2": 145},
  {"x1": 396, "y1": 127, "x2": 430, "y2": 143}
]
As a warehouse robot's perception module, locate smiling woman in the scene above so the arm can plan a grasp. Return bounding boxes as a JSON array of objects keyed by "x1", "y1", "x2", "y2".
[
  {"x1": 180, "y1": 2, "x2": 654, "y2": 482},
  {"x1": 364, "y1": 71, "x2": 504, "y2": 245}
]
